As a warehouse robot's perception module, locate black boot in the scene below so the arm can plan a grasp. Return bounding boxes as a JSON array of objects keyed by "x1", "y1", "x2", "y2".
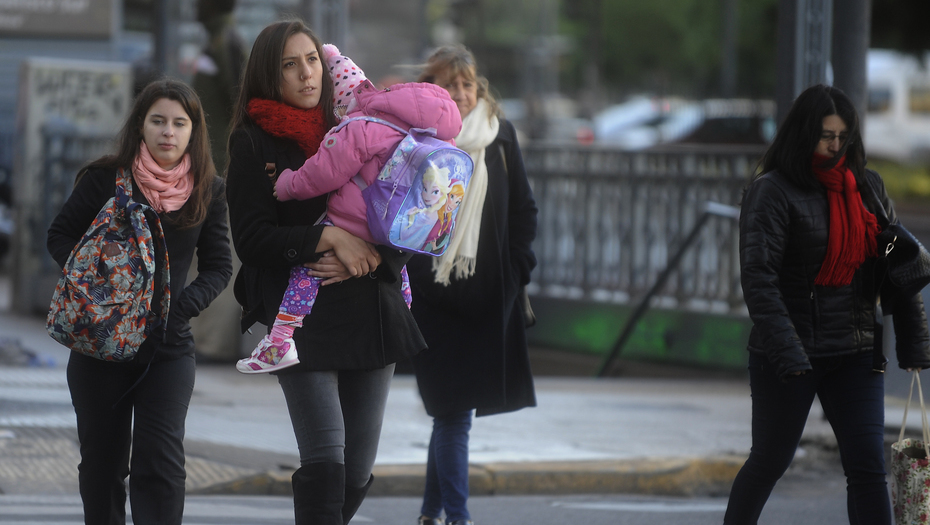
[
  {"x1": 291, "y1": 462, "x2": 345, "y2": 525},
  {"x1": 342, "y1": 474, "x2": 373, "y2": 525}
]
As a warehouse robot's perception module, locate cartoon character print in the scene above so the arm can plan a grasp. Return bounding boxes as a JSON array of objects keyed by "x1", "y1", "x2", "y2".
[
  {"x1": 424, "y1": 180, "x2": 465, "y2": 255},
  {"x1": 394, "y1": 163, "x2": 452, "y2": 251}
]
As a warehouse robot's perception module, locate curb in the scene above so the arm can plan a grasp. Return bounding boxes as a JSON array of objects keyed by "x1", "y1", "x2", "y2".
[{"x1": 188, "y1": 456, "x2": 745, "y2": 498}]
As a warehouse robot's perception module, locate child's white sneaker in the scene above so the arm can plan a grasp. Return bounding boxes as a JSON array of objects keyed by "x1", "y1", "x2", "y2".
[{"x1": 236, "y1": 335, "x2": 300, "y2": 374}]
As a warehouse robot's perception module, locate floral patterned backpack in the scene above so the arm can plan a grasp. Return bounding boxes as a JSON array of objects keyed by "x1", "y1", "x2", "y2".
[{"x1": 47, "y1": 168, "x2": 170, "y2": 361}]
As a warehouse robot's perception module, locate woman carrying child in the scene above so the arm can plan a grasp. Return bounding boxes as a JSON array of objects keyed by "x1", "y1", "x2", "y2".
[{"x1": 225, "y1": 20, "x2": 431, "y2": 524}]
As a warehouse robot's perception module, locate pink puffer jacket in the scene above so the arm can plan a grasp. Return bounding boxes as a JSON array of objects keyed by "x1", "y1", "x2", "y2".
[{"x1": 275, "y1": 81, "x2": 462, "y2": 243}]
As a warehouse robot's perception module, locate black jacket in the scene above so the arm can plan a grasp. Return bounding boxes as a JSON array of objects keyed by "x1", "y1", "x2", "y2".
[
  {"x1": 740, "y1": 168, "x2": 930, "y2": 380},
  {"x1": 226, "y1": 126, "x2": 426, "y2": 371},
  {"x1": 408, "y1": 119, "x2": 538, "y2": 417},
  {"x1": 47, "y1": 167, "x2": 233, "y2": 361}
]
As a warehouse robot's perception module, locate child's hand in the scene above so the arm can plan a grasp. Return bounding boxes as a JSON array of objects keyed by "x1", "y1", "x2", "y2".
[{"x1": 274, "y1": 168, "x2": 295, "y2": 201}]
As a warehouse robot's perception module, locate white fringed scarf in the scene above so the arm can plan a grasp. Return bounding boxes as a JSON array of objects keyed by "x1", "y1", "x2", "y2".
[{"x1": 431, "y1": 98, "x2": 499, "y2": 285}]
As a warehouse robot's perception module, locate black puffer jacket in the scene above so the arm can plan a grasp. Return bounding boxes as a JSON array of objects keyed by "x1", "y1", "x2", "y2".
[{"x1": 740, "y1": 169, "x2": 930, "y2": 380}]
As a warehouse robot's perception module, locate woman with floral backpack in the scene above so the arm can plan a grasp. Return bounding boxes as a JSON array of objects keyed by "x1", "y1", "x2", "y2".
[{"x1": 46, "y1": 78, "x2": 232, "y2": 525}]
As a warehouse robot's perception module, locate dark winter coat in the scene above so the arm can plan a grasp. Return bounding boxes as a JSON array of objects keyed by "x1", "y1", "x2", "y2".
[
  {"x1": 226, "y1": 125, "x2": 426, "y2": 371},
  {"x1": 740, "y1": 168, "x2": 930, "y2": 381},
  {"x1": 47, "y1": 166, "x2": 233, "y2": 362},
  {"x1": 407, "y1": 118, "x2": 538, "y2": 417}
]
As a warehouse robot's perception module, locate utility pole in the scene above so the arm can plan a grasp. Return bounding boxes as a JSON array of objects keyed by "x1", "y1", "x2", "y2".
[
  {"x1": 720, "y1": 0, "x2": 738, "y2": 98},
  {"x1": 831, "y1": 0, "x2": 871, "y2": 121},
  {"x1": 774, "y1": 0, "x2": 833, "y2": 124},
  {"x1": 303, "y1": 0, "x2": 348, "y2": 49}
]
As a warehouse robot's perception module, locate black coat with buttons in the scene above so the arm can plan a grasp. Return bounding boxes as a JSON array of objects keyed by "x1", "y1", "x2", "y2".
[
  {"x1": 407, "y1": 119, "x2": 538, "y2": 417},
  {"x1": 226, "y1": 125, "x2": 426, "y2": 371},
  {"x1": 740, "y1": 168, "x2": 930, "y2": 381}
]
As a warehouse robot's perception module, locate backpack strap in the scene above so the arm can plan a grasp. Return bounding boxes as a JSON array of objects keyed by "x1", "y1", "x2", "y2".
[
  {"x1": 334, "y1": 115, "x2": 439, "y2": 138},
  {"x1": 337, "y1": 116, "x2": 438, "y2": 193},
  {"x1": 118, "y1": 168, "x2": 171, "y2": 343}
]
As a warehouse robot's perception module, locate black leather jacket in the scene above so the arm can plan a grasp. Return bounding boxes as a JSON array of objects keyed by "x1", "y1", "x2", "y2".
[{"x1": 740, "y1": 169, "x2": 930, "y2": 380}]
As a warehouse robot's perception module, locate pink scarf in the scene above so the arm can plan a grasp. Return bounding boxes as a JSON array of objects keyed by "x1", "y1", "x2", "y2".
[{"x1": 132, "y1": 141, "x2": 193, "y2": 213}]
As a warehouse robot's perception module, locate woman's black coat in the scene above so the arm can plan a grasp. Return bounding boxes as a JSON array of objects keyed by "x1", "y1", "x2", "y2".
[
  {"x1": 407, "y1": 119, "x2": 538, "y2": 417},
  {"x1": 226, "y1": 126, "x2": 426, "y2": 371},
  {"x1": 47, "y1": 166, "x2": 233, "y2": 361},
  {"x1": 740, "y1": 168, "x2": 930, "y2": 381}
]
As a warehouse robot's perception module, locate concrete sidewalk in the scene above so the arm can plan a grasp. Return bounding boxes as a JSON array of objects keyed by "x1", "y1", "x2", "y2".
[{"x1": 0, "y1": 307, "x2": 917, "y2": 498}]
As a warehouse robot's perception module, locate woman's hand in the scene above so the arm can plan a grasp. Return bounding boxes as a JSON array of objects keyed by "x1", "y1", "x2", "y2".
[
  {"x1": 304, "y1": 251, "x2": 353, "y2": 285},
  {"x1": 318, "y1": 226, "x2": 381, "y2": 277}
]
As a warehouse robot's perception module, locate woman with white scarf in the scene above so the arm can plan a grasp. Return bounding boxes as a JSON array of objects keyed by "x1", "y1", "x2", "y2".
[{"x1": 407, "y1": 44, "x2": 538, "y2": 525}]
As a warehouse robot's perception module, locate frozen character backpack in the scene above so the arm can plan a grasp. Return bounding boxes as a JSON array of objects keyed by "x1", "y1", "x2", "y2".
[
  {"x1": 339, "y1": 116, "x2": 474, "y2": 256},
  {"x1": 47, "y1": 168, "x2": 170, "y2": 361}
]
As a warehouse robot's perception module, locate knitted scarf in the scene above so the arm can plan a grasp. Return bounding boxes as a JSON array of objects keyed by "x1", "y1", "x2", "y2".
[
  {"x1": 131, "y1": 141, "x2": 192, "y2": 213},
  {"x1": 812, "y1": 154, "x2": 881, "y2": 287},
  {"x1": 431, "y1": 98, "x2": 499, "y2": 285},
  {"x1": 246, "y1": 98, "x2": 329, "y2": 158}
]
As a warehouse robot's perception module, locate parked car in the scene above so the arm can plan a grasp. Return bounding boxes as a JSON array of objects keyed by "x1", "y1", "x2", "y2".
[
  {"x1": 593, "y1": 97, "x2": 773, "y2": 149},
  {"x1": 865, "y1": 49, "x2": 930, "y2": 163}
]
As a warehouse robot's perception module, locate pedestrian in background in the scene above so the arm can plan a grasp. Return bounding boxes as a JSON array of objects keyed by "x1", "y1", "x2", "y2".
[
  {"x1": 46, "y1": 79, "x2": 233, "y2": 525},
  {"x1": 408, "y1": 44, "x2": 538, "y2": 525},
  {"x1": 726, "y1": 84, "x2": 930, "y2": 524},
  {"x1": 225, "y1": 20, "x2": 426, "y2": 524},
  {"x1": 188, "y1": 0, "x2": 249, "y2": 364}
]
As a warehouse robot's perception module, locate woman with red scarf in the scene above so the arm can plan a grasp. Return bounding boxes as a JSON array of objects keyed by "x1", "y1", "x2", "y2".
[
  {"x1": 726, "y1": 84, "x2": 930, "y2": 524},
  {"x1": 224, "y1": 20, "x2": 425, "y2": 525}
]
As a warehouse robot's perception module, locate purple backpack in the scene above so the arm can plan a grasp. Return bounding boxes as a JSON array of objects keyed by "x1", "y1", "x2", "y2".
[{"x1": 336, "y1": 116, "x2": 474, "y2": 256}]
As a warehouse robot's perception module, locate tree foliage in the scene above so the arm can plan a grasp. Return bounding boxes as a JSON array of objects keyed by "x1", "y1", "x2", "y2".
[
  {"x1": 561, "y1": 0, "x2": 778, "y2": 101},
  {"x1": 871, "y1": 0, "x2": 930, "y2": 55}
]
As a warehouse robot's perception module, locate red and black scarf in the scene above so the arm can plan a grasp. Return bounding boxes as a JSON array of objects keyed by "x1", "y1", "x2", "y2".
[
  {"x1": 812, "y1": 154, "x2": 881, "y2": 287},
  {"x1": 246, "y1": 99, "x2": 330, "y2": 158}
]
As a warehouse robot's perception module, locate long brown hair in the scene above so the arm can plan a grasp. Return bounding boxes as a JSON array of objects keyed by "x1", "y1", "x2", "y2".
[
  {"x1": 228, "y1": 19, "x2": 338, "y2": 146},
  {"x1": 80, "y1": 78, "x2": 216, "y2": 229},
  {"x1": 418, "y1": 44, "x2": 502, "y2": 120}
]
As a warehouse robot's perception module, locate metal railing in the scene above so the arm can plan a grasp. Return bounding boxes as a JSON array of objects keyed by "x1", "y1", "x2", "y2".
[{"x1": 523, "y1": 143, "x2": 763, "y2": 316}]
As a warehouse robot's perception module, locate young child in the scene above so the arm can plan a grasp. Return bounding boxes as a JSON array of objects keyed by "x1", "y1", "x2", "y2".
[{"x1": 236, "y1": 45, "x2": 462, "y2": 373}]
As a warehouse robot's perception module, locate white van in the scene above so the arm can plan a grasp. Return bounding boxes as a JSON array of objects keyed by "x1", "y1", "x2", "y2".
[{"x1": 865, "y1": 49, "x2": 930, "y2": 163}]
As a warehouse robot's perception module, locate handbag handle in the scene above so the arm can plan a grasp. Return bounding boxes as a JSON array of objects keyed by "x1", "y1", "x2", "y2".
[{"x1": 899, "y1": 370, "x2": 930, "y2": 458}]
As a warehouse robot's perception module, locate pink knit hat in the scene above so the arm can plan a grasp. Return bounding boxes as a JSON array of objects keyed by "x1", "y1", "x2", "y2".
[{"x1": 323, "y1": 43, "x2": 367, "y2": 114}]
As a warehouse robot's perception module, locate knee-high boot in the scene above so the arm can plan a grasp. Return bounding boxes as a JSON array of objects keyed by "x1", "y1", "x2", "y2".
[
  {"x1": 291, "y1": 462, "x2": 345, "y2": 525},
  {"x1": 342, "y1": 474, "x2": 373, "y2": 525}
]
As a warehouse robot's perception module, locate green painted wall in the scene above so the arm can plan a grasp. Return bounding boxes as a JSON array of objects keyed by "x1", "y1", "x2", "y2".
[{"x1": 526, "y1": 296, "x2": 752, "y2": 370}]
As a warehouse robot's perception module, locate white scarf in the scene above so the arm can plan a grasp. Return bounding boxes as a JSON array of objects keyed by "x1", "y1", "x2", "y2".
[{"x1": 431, "y1": 98, "x2": 499, "y2": 285}]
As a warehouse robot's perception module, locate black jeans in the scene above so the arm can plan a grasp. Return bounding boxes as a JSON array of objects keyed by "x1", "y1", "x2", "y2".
[
  {"x1": 68, "y1": 352, "x2": 195, "y2": 525},
  {"x1": 724, "y1": 351, "x2": 889, "y2": 525},
  {"x1": 278, "y1": 364, "x2": 395, "y2": 489}
]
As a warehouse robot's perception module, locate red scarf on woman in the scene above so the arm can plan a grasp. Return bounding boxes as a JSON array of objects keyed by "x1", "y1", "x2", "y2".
[
  {"x1": 812, "y1": 154, "x2": 881, "y2": 287},
  {"x1": 246, "y1": 99, "x2": 330, "y2": 157}
]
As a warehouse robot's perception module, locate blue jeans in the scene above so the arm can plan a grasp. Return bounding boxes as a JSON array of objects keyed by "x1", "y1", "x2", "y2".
[
  {"x1": 277, "y1": 365, "x2": 394, "y2": 489},
  {"x1": 421, "y1": 410, "x2": 473, "y2": 523},
  {"x1": 724, "y1": 351, "x2": 889, "y2": 525}
]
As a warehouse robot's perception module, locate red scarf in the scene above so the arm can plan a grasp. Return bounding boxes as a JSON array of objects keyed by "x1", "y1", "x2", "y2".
[
  {"x1": 246, "y1": 99, "x2": 330, "y2": 158},
  {"x1": 812, "y1": 154, "x2": 881, "y2": 287}
]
